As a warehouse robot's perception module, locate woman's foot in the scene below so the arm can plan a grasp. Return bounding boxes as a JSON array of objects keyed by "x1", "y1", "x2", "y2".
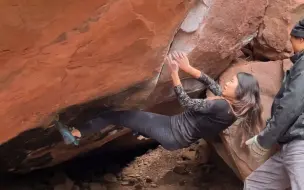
[
  {"x1": 133, "y1": 131, "x2": 150, "y2": 141},
  {"x1": 54, "y1": 120, "x2": 79, "y2": 146},
  {"x1": 71, "y1": 129, "x2": 82, "y2": 138},
  {"x1": 137, "y1": 135, "x2": 150, "y2": 141}
]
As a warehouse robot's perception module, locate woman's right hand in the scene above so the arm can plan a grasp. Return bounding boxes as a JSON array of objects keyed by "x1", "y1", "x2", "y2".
[
  {"x1": 165, "y1": 54, "x2": 179, "y2": 74},
  {"x1": 172, "y1": 51, "x2": 192, "y2": 72},
  {"x1": 166, "y1": 54, "x2": 182, "y2": 86}
]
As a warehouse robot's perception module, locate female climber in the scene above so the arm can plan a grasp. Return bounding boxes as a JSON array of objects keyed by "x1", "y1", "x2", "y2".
[{"x1": 55, "y1": 52, "x2": 263, "y2": 150}]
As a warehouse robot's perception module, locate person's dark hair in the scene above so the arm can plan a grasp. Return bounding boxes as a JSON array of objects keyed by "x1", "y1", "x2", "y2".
[
  {"x1": 292, "y1": 35, "x2": 304, "y2": 40},
  {"x1": 231, "y1": 72, "x2": 263, "y2": 137},
  {"x1": 291, "y1": 19, "x2": 304, "y2": 39}
]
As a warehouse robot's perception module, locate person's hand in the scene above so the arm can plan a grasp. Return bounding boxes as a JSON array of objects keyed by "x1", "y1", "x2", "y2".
[
  {"x1": 172, "y1": 51, "x2": 191, "y2": 72},
  {"x1": 165, "y1": 54, "x2": 179, "y2": 74},
  {"x1": 245, "y1": 135, "x2": 271, "y2": 163}
]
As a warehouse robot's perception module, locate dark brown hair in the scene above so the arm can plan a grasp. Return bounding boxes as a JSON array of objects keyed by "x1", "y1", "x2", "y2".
[{"x1": 231, "y1": 72, "x2": 263, "y2": 137}]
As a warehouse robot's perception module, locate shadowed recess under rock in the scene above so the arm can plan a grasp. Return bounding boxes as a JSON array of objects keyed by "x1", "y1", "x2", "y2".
[{"x1": 0, "y1": 79, "x2": 158, "y2": 173}]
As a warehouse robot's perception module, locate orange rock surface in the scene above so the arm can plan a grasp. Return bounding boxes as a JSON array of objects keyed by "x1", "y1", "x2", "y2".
[
  {"x1": 0, "y1": 0, "x2": 270, "y2": 172},
  {"x1": 210, "y1": 59, "x2": 286, "y2": 180},
  {"x1": 0, "y1": 0, "x2": 193, "y2": 172},
  {"x1": 252, "y1": 0, "x2": 304, "y2": 60}
]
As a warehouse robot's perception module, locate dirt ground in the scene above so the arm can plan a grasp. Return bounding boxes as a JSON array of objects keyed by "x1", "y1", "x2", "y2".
[
  {"x1": 113, "y1": 146, "x2": 242, "y2": 190},
  {"x1": 0, "y1": 133, "x2": 242, "y2": 190}
]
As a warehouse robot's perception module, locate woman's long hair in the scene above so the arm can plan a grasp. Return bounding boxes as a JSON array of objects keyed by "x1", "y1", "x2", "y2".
[{"x1": 230, "y1": 72, "x2": 263, "y2": 143}]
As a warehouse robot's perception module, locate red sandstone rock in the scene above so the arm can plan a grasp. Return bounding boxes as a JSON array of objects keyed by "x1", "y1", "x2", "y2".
[
  {"x1": 252, "y1": 0, "x2": 304, "y2": 60},
  {"x1": 210, "y1": 59, "x2": 286, "y2": 180},
  {"x1": 0, "y1": 0, "x2": 193, "y2": 172},
  {"x1": 0, "y1": 0, "x2": 193, "y2": 143},
  {"x1": 0, "y1": 0, "x2": 268, "y2": 172},
  {"x1": 147, "y1": 0, "x2": 267, "y2": 106}
]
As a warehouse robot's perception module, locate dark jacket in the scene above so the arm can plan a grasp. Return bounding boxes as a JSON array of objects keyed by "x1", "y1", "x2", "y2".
[{"x1": 258, "y1": 51, "x2": 304, "y2": 149}]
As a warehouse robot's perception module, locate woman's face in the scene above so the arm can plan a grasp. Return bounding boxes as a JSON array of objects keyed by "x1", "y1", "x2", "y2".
[
  {"x1": 222, "y1": 75, "x2": 238, "y2": 99},
  {"x1": 290, "y1": 35, "x2": 304, "y2": 53}
]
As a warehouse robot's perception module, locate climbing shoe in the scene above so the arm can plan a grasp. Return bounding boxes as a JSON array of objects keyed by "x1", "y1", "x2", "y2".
[{"x1": 53, "y1": 119, "x2": 79, "y2": 146}]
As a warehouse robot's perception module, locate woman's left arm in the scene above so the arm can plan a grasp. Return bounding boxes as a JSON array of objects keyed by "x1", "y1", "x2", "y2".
[
  {"x1": 185, "y1": 66, "x2": 222, "y2": 96},
  {"x1": 167, "y1": 55, "x2": 213, "y2": 113}
]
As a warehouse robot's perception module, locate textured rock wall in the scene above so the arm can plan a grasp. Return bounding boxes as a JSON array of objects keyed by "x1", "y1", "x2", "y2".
[
  {"x1": 210, "y1": 59, "x2": 286, "y2": 180},
  {"x1": 215, "y1": 0, "x2": 304, "y2": 180},
  {"x1": 252, "y1": 0, "x2": 304, "y2": 60},
  {"x1": 0, "y1": 0, "x2": 193, "y2": 144},
  {"x1": 0, "y1": 0, "x2": 194, "y2": 172},
  {"x1": 147, "y1": 0, "x2": 267, "y2": 106}
]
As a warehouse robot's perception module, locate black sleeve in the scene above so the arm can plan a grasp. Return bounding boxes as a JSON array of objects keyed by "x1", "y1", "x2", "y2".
[
  {"x1": 197, "y1": 72, "x2": 222, "y2": 96},
  {"x1": 174, "y1": 85, "x2": 214, "y2": 113},
  {"x1": 257, "y1": 72, "x2": 304, "y2": 149}
]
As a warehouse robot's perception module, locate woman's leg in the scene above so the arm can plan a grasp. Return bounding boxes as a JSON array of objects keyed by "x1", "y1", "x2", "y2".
[{"x1": 77, "y1": 110, "x2": 183, "y2": 150}]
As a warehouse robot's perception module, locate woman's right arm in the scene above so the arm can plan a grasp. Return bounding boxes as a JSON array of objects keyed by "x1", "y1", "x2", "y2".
[
  {"x1": 172, "y1": 52, "x2": 222, "y2": 96},
  {"x1": 173, "y1": 81, "x2": 214, "y2": 113}
]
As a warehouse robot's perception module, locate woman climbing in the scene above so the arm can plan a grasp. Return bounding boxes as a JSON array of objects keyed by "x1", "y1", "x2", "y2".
[{"x1": 56, "y1": 52, "x2": 263, "y2": 150}]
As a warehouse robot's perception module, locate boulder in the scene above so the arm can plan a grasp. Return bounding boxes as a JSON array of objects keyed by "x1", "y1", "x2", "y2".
[
  {"x1": 147, "y1": 0, "x2": 267, "y2": 106},
  {"x1": 0, "y1": 0, "x2": 193, "y2": 172},
  {"x1": 252, "y1": 0, "x2": 304, "y2": 60},
  {"x1": 0, "y1": 0, "x2": 267, "y2": 172},
  {"x1": 209, "y1": 59, "x2": 286, "y2": 180}
]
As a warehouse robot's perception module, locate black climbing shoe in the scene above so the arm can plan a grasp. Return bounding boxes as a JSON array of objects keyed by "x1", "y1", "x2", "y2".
[{"x1": 53, "y1": 119, "x2": 79, "y2": 146}]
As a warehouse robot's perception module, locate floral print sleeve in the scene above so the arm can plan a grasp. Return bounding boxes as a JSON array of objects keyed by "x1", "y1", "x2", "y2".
[
  {"x1": 174, "y1": 85, "x2": 213, "y2": 113},
  {"x1": 197, "y1": 72, "x2": 222, "y2": 96}
]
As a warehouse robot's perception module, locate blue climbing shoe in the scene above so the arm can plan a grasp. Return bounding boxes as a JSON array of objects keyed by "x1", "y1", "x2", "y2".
[{"x1": 54, "y1": 120, "x2": 79, "y2": 146}]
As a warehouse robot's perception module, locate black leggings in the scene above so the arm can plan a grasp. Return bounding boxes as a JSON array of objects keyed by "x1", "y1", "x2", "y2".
[{"x1": 77, "y1": 111, "x2": 183, "y2": 150}]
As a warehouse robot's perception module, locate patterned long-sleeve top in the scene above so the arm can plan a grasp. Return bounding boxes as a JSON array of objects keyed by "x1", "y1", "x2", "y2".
[
  {"x1": 170, "y1": 72, "x2": 236, "y2": 148},
  {"x1": 173, "y1": 72, "x2": 222, "y2": 112},
  {"x1": 197, "y1": 72, "x2": 222, "y2": 96}
]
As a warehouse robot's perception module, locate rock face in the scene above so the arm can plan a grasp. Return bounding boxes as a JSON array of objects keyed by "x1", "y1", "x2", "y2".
[
  {"x1": 252, "y1": 0, "x2": 304, "y2": 60},
  {"x1": 0, "y1": 0, "x2": 267, "y2": 172},
  {"x1": 0, "y1": 0, "x2": 193, "y2": 172},
  {"x1": 0, "y1": 0, "x2": 193, "y2": 143},
  {"x1": 210, "y1": 59, "x2": 286, "y2": 180},
  {"x1": 147, "y1": 0, "x2": 267, "y2": 106}
]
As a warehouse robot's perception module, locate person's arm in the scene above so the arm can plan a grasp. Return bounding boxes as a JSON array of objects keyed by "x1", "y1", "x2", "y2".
[
  {"x1": 257, "y1": 72, "x2": 304, "y2": 149},
  {"x1": 185, "y1": 66, "x2": 222, "y2": 96},
  {"x1": 167, "y1": 54, "x2": 214, "y2": 113},
  {"x1": 173, "y1": 82, "x2": 213, "y2": 112},
  {"x1": 172, "y1": 52, "x2": 222, "y2": 96},
  {"x1": 171, "y1": 70, "x2": 182, "y2": 86}
]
